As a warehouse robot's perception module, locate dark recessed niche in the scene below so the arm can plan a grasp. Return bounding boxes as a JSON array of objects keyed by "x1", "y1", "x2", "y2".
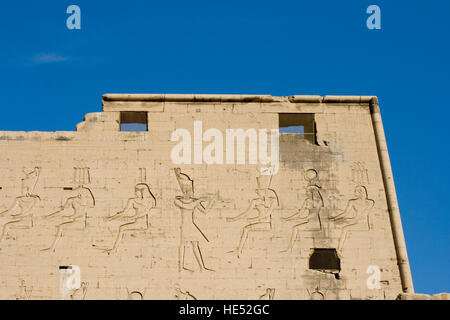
[
  {"x1": 59, "y1": 266, "x2": 72, "y2": 270},
  {"x1": 309, "y1": 248, "x2": 341, "y2": 274}
]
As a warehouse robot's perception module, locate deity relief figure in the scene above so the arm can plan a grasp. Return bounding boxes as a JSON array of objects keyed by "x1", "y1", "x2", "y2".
[
  {"x1": 103, "y1": 183, "x2": 156, "y2": 254},
  {"x1": 174, "y1": 168, "x2": 215, "y2": 272},
  {"x1": 281, "y1": 169, "x2": 324, "y2": 252},
  {"x1": 42, "y1": 186, "x2": 95, "y2": 252},
  {"x1": 0, "y1": 167, "x2": 41, "y2": 242},
  {"x1": 329, "y1": 185, "x2": 374, "y2": 252},
  {"x1": 227, "y1": 174, "x2": 279, "y2": 258}
]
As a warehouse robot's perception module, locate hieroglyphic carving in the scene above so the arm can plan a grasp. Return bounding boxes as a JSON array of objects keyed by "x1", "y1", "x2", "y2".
[
  {"x1": 281, "y1": 169, "x2": 324, "y2": 252},
  {"x1": 69, "y1": 282, "x2": 88, "y2": 300},
  {"x1": 259, "y1": 288, "x2": 275, "y2": 300},
  {"x1": 42, "y1": 186, "x2": 95, "y2": 252},
  {"x1": 227, "y1": 173, "x2": 279, "y2": 258},
  {"x1": 102, "y1": 183, "x2": 156, "y2": 254},
  {"x1": 174, "y1": 286, "x2": 197, "y2": 300},
  {"x1": 307, "y1": 287, "x2": 326, "y2": 300},
  {"x1": 329, "y1": 186, "x2": 374, "y2": 252},
  {"x1": 351, "y1": 162, "x2": 369, "y2": 185},
  {"x1": 174, "y1": 168, "x2": 215, "y2": 272},
  {"x1": 0, "y1": 167, "x2": 41, "y2": 242},
  {"x1": 127, "y1": 288, "x2": 145, "y2": 300}
]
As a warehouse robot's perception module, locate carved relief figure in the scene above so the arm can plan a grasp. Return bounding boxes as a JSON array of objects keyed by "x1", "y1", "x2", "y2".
[
  {"x1": 174, "y1": 168, "x2": 215, "y2": 272},
  {"x1": 0, "y1": 167, "x2": 41, "y2": 242},
  {"x1": 329, "y1": 185, "x2": 375, "y2": 252},
  {"x1": 227, "y1": 173, "x2": 279, "y2": 258},
  {"x1": 259, "y1": 288, "x2": 275, "y2": 300},
  {"x1": 42, "y1": 186, "x2": 95, "y2": 252},
  {"x1": 104, "y1": 183, "x2": 156, "y2": 254},
  {"x1": 281, "y1": 169, "x2": 323, "y2": 252}
]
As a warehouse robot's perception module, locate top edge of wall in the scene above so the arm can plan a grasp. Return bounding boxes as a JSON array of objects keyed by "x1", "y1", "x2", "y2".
[{"x1": 102, "y1": 94, "x2": 378, "y2": 105}]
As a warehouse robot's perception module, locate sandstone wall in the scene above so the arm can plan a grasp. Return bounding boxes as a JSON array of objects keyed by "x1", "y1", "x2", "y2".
[{"x1": 0, "y1": 94, "x2": 408, "y2": 299}]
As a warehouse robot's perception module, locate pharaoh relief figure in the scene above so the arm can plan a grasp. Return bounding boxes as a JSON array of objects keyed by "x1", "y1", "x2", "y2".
[
  {"x1": 42, "y1": 167, "x2": 95, "y2": 252},
  {"x1": 0, "y1": 167, "x2": 41, "y2": 243},
  {"x1": 227, "y1": 172, "x2": 279, "y2": 258},
  {"x1": 281, "y1": 169, "x2": 324, "y2": 252},
  {"x1": 174, "y1": 168, "x2": 216, "y2": 272},
  {"x1": 329, "y1": 185, "x2": 375, "y2": 253}
]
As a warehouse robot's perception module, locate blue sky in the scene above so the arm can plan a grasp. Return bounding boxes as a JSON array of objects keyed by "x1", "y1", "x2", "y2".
[{"x1": 0, "y1": 0, "x2": 449, "y2": 294}]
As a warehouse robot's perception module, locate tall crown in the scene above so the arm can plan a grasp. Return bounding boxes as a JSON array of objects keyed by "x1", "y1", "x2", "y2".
[
  {"x1": 174, "y1": 168, "x2": 194, "y2": 191},
  {"x1": 256, "y1": 174, "x2": 272, "y2": 189}
]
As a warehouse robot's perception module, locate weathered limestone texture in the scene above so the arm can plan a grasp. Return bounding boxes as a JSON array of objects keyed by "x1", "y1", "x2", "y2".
[{"x1": 0, "y1": 94, "x2": 415, "y2": 300}]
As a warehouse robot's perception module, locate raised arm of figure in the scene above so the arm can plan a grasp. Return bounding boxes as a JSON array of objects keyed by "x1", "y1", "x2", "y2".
[
  {"x1": 108, "y1": 198, "x2": 134, "y2": 221},
  {"x1": 227, "y1": 199, "x2": 256, "y2": 222},
  {"x1": 0, "y1": 200, "x2": 19, "y2": 217},
  {"x1": 196, "y1": 195, "x2": 216, "y2": 214}
]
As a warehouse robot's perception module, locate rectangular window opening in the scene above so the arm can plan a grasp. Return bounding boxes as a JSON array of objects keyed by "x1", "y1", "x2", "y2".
[
  {"x1": 120, "y1": 111, "x2": 148, "y2": 132},
  {"x1": 279, "y1": 113, "x2": 316, "y2": 144}
]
